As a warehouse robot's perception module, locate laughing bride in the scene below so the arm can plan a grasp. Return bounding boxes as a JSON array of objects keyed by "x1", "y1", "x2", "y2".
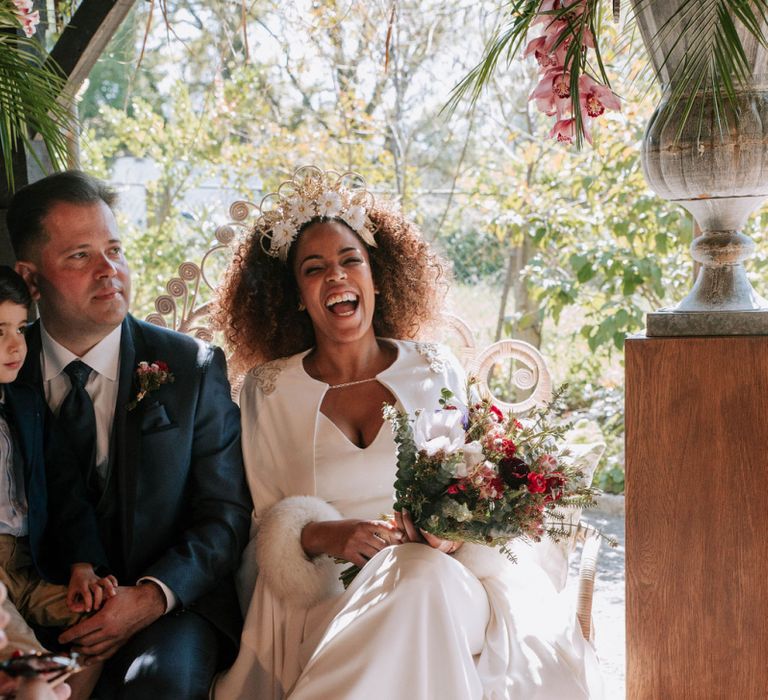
[{"x1": 212, "y1": 166, "x2": 604, "y2": 700}]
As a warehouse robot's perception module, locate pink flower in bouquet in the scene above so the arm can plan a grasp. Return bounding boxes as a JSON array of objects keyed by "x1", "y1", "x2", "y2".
[
  {"x1": 537, "y1": 453, "x2": 558, "y2": 471},
  {"x1": 527, "y1": 472, "x2": 548, "y2": 494},
  {"x1": 482, "y1": 424, "x2": 505, "y2": 452},
  {"x1": 578, "y1": 75, "x2": 621, "y2": 117},
  {"x1": 474, "y1": 465, "x2": 505, "y2": 500}
]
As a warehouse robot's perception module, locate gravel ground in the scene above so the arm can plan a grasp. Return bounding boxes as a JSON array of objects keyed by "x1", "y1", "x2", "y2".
[{"x1": 566, "y1": 499, "x2": 626, "y2": 699}]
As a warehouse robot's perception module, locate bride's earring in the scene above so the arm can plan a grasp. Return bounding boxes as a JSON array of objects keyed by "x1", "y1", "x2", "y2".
[{"x1": 298, "y1": 301, "x2": 306, "y2": 311}]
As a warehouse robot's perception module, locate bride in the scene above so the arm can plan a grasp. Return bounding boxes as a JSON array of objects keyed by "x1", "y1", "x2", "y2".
[{"x1": 213, "y1": 166, "x2": 604, "y2": 699}]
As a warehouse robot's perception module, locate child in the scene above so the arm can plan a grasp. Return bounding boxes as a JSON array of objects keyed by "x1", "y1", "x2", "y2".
[{"x1": 0, "y1": 266, "x2": 115, "y2": 697}]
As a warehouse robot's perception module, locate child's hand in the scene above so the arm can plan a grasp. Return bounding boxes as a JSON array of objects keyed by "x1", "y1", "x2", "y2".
[{"x1": 66, "y1": 564, "x2": 118, "y2": 614}]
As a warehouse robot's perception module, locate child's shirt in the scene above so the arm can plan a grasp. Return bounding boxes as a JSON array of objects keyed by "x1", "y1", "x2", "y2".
[{"x1": 0, "y1": 395, "x2": 27, "y2": 536}]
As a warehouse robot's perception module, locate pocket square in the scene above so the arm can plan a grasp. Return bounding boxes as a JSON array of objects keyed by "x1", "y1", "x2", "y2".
[{"x1": 140, "y1": 401, "x2": 176, "y2": 432}]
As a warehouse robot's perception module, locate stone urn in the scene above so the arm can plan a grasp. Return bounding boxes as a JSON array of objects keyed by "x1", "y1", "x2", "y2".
[{"x1": 632, "y1": 0, "x2": 768, "y2": 335}]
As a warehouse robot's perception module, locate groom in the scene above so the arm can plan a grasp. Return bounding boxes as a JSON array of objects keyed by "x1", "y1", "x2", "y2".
[{"x1": 6, "y1": 170, "x2": 252, "y2": 698}]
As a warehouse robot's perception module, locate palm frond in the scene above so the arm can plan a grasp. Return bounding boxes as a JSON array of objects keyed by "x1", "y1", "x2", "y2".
[
  {"x1": 443, "y1": 0, "x2": 541, "y2": 115},
  {"x1": 0, "y1": 34, "x2": 72, "y2": 190}
]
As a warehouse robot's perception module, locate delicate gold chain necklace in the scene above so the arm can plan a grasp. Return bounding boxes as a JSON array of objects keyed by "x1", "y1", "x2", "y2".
[{"x1": 327, "y1": 376, "x2": 379, "y2": 390}]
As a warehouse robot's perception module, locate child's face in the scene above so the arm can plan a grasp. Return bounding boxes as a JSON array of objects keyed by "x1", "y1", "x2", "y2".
[{"x1": 0, "y1": 302, "x2": 28, "y2": 384}]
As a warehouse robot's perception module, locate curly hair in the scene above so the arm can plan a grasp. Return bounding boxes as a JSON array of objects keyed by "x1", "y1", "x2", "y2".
[{"x1": 215, "y1": 202, "x2": 449, "y2": 371}]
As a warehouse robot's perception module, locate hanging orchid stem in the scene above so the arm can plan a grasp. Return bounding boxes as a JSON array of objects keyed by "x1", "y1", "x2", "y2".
[{"x1": 446, "y1": 0, "x2": 768, "y2": 149}]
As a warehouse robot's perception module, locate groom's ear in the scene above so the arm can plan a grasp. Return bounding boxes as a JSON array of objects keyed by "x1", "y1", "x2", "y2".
[{"x1": 14, "y1": 261, "x2": 41, "y2": 302}]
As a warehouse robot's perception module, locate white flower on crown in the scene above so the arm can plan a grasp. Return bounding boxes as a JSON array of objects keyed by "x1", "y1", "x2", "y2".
[
  {"x1": 270, "y1": 220, "x2": 296, "y2": 252},
  {"x1": 257, "y1": 166, "x2": 377, "y2": 260},
  {"x1": 343, "y1": 204, "x2": 366, "y2": 233},
  {"x1": 317, "y1": 190, "x2": 343, "y2": 218},
  {"x1": 289, "y1": 197, "x2": 315, "y2": 225}
]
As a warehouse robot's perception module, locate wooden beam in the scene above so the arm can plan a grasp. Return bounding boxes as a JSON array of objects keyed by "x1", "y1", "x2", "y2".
[{"x1": 48, "y1": 0, "x2": 137, "y2": 97}]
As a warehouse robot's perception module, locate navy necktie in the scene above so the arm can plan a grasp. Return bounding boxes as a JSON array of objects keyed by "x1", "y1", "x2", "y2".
[{"x1": 58, "y1": 360, "x2": 98, "y2": 491}]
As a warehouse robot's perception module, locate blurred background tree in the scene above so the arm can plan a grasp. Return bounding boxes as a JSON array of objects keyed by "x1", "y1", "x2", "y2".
[{"x1": 74, "y1": 0, "x2": 768, "y2": 493}]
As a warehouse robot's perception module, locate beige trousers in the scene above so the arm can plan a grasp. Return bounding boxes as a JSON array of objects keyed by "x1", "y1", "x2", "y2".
[{"x1": 0, "y1": 534, "x2": 78, "y2": 658}]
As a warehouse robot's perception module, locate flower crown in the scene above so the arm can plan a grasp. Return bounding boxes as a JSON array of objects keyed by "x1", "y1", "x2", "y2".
[{"x1": 257, "y1": 166, "x2": 377, "y2": 261}]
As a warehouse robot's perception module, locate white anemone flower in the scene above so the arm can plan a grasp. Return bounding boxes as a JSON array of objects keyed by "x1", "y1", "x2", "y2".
[
  {"x1": 317, "y1": 190, "x2": 343, "y2": 218},
  {"x1": 343, "y1": 204, "x2": 367, "y2": 232},
  {"x1": 288, "y1": 197, "x2": 315, "y2": 225},
  {"x1": 413, "y1": 409, "x2": 465, "y2": 457}
]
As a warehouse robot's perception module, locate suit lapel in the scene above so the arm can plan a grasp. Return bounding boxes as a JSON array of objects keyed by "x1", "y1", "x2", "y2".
[
  {"x1": 3, "y1": 383, "x2": 38, "y2": 485},
  {"x1": 112, "y1": 316, "x2": 140, "y2": 569},
  {"x1": 18, "y1": 322, "x2": 43, "y2": 394}
]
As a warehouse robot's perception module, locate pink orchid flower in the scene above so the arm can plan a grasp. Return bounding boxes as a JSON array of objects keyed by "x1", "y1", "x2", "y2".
[
  {"x1": 533, "y1": 0, "x2": 587, "y2": 22},
  {"x1": 578, "y1": 74, "x2": 621, "y2": 117},
  {"x1": 530, "y1": 69, "x2": 572, "y2": 117},
  {"x1": 20, "y1": 11, "x2": 39, "y2": 36},
  {"x1": 525, "y1": 34, "x2": 569, "y2": 69},
  {"x1": 550, "y1": 117, "x2": 593, "y2": 145}
]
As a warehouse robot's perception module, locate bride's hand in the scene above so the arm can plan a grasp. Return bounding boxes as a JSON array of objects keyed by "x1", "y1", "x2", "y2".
[
  {"x1": 301, "y1": 519, "x2": 403, "y2": 567},
  {"x1": 395, "y1": 510, "x2": 462, "y2": 554}
]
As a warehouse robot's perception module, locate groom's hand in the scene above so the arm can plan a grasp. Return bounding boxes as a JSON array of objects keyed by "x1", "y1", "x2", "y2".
[{"x1": 58, "y1": 583, "x2": 166, "y2": 663}]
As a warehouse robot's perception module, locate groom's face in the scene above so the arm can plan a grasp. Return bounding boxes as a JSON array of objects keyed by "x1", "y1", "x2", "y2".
[{"x1": 16, "y1": 199, "x2": 131, "y2": 352}]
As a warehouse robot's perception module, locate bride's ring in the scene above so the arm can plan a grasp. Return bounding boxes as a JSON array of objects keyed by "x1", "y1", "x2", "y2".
[{"x1": 373, "y1": 531, "x2": 384, "y2": 542}]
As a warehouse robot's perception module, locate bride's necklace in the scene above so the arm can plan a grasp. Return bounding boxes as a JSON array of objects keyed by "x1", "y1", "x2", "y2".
[{"x1": 327, "y1": 376, "x2": 379, "y2": 390}]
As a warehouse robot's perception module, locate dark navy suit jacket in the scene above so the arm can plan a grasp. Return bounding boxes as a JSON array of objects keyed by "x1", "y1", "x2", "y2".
[
  {"x1": 2, "y1": 382, "x2": 108, "y2": 582},
  {"x1": 18, "y1": 315, "x2": 252, "y2": 646}
]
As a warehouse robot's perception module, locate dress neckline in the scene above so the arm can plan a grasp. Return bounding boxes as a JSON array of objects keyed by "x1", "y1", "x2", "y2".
[{"x1": 317, "y1": 411, "x2": 389, "y2": 451}]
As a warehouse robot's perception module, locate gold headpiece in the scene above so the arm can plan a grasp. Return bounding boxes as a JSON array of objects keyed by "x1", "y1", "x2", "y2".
[{"x1": 257, "y1": 166, "x2": 377, "y2": 261}]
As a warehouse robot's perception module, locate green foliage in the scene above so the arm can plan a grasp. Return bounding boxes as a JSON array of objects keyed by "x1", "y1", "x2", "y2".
[
  {"x1": 440, "y1": 225, "x2": 506, "y2": 284},
  {"x1": 0, "y1": 28, "x2": 71, "y2": 189},
  {"x1": 561, "y1": 360, "x2": 624, "y2": 493}
]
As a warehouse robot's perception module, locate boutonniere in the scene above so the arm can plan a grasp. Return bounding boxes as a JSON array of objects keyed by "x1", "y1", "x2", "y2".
[{"x1": 127, "y1": 361, "x2": 175, "y2": 411}]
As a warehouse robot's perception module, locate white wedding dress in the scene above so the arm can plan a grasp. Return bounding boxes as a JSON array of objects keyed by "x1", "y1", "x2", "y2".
[{"x1": 213, "y1": 340, "x2": 604, "y2": 700}]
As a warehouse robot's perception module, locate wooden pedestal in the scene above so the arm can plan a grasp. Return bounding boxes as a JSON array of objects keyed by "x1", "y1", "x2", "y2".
[{"x1": 625, "y1": 335, "x2": 768, "y2": 699}]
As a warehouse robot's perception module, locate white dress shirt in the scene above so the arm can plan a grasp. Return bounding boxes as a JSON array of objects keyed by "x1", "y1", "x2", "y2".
[
  {"x1": 41, "y1": 323, "x2": 120, "y2": 480},
  {"x1": 40, "y1": 322, "x2": 176, "y2": 611}
]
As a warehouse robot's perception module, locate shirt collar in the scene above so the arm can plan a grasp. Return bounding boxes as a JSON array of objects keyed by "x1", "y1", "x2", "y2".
[{"x1": 41, "y1": 322, "x2": 122, "y2": 383}]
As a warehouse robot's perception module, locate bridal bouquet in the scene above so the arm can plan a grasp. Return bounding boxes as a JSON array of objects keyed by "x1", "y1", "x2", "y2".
[
  {"x1": 339, "y1": 383, "x2": 599, "y2": 588},
  {"x1": 387, "y1": 384, "x2": 598, "y2": 550}
]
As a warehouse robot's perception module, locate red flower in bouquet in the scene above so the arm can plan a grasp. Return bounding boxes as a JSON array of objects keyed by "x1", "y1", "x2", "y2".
[
  {"x1": 527, "y1": 472, "x2": 548, "y2": 494},
  {"x1": 498, "y1": 457, "x2": 530, "y2": 488}
]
